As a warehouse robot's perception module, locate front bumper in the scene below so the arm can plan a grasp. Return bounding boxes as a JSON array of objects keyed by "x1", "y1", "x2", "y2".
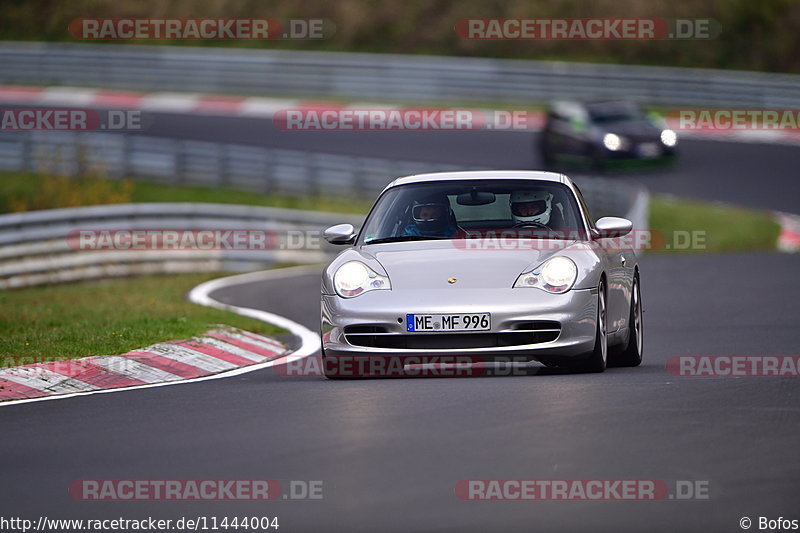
[
  {"x1": 604, "y1": 142, "x2": 677, "y2": 160},
  {"x1": 321, "y1": 287, "x2": 598, "y2": 362}
]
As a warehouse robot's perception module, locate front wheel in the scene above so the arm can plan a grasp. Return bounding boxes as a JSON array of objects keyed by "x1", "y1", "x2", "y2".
[
  {"x1": 610, "y1": 273, "x2": 643, "y2": 367},
  {"x1": 569, "y1": 281, "x2": 607, "y2": 373}
]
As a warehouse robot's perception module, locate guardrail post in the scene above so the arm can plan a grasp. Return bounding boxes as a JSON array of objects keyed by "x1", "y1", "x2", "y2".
[
  {"x1": 21, "y1": 133, "x2": 32, "y2": 173},
  {"x1": 262, "y1": 148, "x2": 274, "y2": 194},
  {"x1": 174, "y1": 139, "x2": 184, "y2": 184},
  {"x1": 217, "y1": 144, "x2": 228, "y2": 187}
]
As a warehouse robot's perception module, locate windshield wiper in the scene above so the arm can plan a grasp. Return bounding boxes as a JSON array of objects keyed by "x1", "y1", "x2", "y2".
[{"x1": 364, "y1": 235, "x2": 445, "y2": 245}]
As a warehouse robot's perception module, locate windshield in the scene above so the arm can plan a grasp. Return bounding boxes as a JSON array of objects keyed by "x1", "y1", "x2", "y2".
[
  {"x1": 588, "y1": 102, "x2": 643, "y2": 124},
  {"x1": 359, "y1": 180, "x2": 586, "y2": 244}
]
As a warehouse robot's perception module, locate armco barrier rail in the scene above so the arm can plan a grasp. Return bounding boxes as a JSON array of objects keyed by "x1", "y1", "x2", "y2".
[
  {"x1": 0, "y1": 146, "x2": 646, "y2": 289},
  {"x1": 0, "y1": 131, "x2": 476, "y2": 200},
  {"x1": 1, "y1": 42, "x2": 799, "y2": 107},
  {"x1": 0, "y1": 131, "x2": 646, "y2": 216},
  {"x1": 0, "y1": 203, "x2": 363, "y2": 289},
  {"x1": 0, "y1": 186, "x2": 646, "y2": 290}
]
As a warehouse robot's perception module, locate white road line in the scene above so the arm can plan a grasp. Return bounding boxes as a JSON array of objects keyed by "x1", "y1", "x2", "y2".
[
  {"x1": 139, "y1": 92, "x2": 199, "y2": 112},
  {"x1": 39, "y1": 87, "x2": 99, "y2": 106},
  {"x1": 188, "y1": 266, "x2": 322, "y2": 357},
  {"x1": 0, "y1": 266, "x2": 321, "y2": 408}
]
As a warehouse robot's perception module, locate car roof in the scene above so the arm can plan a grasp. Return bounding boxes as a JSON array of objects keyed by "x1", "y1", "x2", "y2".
[{"x1": 384, "y1": 170, "x2": 571, "y2": 191}]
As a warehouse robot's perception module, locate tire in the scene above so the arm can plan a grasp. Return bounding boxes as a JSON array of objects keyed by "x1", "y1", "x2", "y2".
[
  {"x1": 569, "y1": 281, "x2": 608, "y2": 373},
  {"x1": 539, "y1": 138, "x2": 555, "y2": 167},
  {"x1": 611, "y1": 273, "x2": 643, "y2": 367},
  {"x1": 589, "y1": 146, "x2": 607, "y2": 171}
]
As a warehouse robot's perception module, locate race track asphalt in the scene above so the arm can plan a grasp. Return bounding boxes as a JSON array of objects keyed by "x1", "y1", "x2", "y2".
[
  {"x1": 1, "y1": 107, "x2": 798, "y2": 533},
  {"x1": 133, "y1": 111, "x2": 800, "y2": 212},
  {"x1": 1, "y1": 253, "x2": 798, "y2": 532}
]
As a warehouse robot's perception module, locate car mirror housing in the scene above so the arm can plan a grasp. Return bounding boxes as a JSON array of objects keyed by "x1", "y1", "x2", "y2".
[
  {"x1": 594, "y1": 217, "x2": 633, "y2": 239},
  {"x1": 323, "y1": 223, "x2": 357, "y2": 245}
]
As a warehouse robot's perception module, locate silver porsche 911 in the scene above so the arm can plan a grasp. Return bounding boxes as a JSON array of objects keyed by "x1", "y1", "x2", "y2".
[{"x1": 320, "y1": 171, "x2": 643, "y2": 378}]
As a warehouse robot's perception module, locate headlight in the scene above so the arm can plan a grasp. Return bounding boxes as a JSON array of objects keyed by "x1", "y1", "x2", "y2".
[
  {"x1": 603, "y1": 133, "x2": 624, "y2": 151},
  {"x1": 513, "y1": 256, "x2": 578, "y2": 294},
  {"x1": 333, "y1": 261, "x2": 390, "y2": 298},
  {"x1": 660, "y1": 129, "x2": 677, "y2": 147}
]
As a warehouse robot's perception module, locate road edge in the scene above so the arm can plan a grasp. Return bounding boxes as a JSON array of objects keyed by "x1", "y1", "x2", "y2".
[{"x1": 0, "y1": 266, "x2": 320, "y2": 408}]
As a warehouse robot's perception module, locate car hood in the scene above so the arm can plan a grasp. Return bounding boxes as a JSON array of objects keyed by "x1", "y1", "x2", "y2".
[
  {"x1": 361, "y1": 240, "x2": 575, "y2": 290},
  {"x1": 598, "y1": 119, "x2": 661, "y2": 140}
]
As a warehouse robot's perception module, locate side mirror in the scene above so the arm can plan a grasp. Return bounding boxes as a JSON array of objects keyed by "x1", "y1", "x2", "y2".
[
  {"x1": 594, "y1": 217, "x2": 633, "y2": 239},
  {"x1": 323, "y1": 223, "x2": 357, "y2": 245}
]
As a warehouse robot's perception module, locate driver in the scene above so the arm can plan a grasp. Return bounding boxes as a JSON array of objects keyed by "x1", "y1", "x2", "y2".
[
  {"x1": 403, "y1": 193, "x2": 458, "y2": 237},
  {"x1": 510, "y1": 190, "x2": 553, "y2": 226}
]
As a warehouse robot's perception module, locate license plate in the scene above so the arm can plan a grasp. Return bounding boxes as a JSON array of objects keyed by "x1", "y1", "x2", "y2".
[
  {"x1": 638, "y1": 143, "x2": 661, "y2": 158},
  {"x1": 406, "y1": 313, "x2": 490, "y2": 332}
]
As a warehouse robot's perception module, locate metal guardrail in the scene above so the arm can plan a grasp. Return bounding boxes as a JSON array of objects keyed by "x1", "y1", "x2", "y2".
[
  {"x1": 0, "y1": 203, "x2": 364, "y2": 289},
  {"x1": 0, "y1": 177, "x2": 647, "y2": 291},
  {"x1": 1, "y1": 42, "x2": 799, "y2": 107},
  {"x1": 0, "y1": 131, "x2": 476, "y2": 200},
  {"x1": 0, "y1": 130, "x2": 644, "y2": 220}
]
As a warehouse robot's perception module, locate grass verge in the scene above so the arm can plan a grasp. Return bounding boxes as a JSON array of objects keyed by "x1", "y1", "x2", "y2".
[
  {"x1": 649, "y1": 195, "x2": 780, "y2": 253},
  {"x1": 0, "y1": 171, "x2": 372, "y2": 215},
  {"x1": 0, "y1": 272, "x2": 286, "y2": 363}
]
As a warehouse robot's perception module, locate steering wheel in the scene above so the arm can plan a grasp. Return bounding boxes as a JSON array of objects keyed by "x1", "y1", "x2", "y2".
[{"x1": 512, "y1": 221, "x2": 551, "y2": 230}]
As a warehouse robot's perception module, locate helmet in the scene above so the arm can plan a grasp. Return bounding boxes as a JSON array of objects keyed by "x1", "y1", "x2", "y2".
[
  {"x1": 412, "y1": 193, "x2": 452, "y2": 235},
  {"x1": 510, "y1": 190, "x2": 553, "y2": 226}
]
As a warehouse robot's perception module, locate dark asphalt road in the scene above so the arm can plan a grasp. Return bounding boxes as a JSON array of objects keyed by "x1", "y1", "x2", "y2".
[
  {"x1": 6, "y1": 103, "x2": 799, "y2": 212},
  {"x1": 1, "y1": 104, "x2": 799, "y2": 533},
  {"x1": 2, "y1": 253, "x2": 798, "y2": 532},
  {"x1": 133, "y1": 111, "x2": 800, "y2": 213}
]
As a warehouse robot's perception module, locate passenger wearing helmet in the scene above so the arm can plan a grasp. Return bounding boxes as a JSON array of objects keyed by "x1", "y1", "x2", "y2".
[
  {"x1": 510, "y1": 190, "x2": 553, "y2": 227},
  {"x1": 403, "y1": 193, "x2": 459, "y2": 237}
]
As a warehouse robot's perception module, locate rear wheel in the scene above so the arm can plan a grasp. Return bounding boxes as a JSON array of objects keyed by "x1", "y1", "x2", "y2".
[
  {"x1": 569, "y1": 281, "x2": 607, "y2": 373},
  {"x1": 539, "y1": 137, "x2": 555, "y2": 167},
  {"x1": 611, "y1": 273, "x2": 643, "y2": 367},
  {"x1": 589, "y1": 146, "x2": 607, "y2": 171}
]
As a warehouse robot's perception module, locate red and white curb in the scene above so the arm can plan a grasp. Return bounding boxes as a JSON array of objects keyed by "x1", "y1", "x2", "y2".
[
  {"x1": 0, "y1": 327, "x2": 285, "y2": 402},
  {"x1": 0, "y1": 85, "x2": 351, "y2": 119},
  {"x1": 0, "y1": 266, "x2": 321, "y2": 407},
  {"x1": 775, "y1": 212, "x2": 800, "y2": 252},
  {"x1": 3, "y1": 85, "x2": 800, "y2": 146}
]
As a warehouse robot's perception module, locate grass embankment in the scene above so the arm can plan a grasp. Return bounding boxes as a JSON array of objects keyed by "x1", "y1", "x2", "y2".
[
  {"x1": 648, "y1": 196, "x2": 780, "y2": 253},
  {"x1": 0, "y1": 273, "x2": 285, "y2": 363},
  {"x1": 0, "y1": 171, "x2": 372, "y2": 215}
]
